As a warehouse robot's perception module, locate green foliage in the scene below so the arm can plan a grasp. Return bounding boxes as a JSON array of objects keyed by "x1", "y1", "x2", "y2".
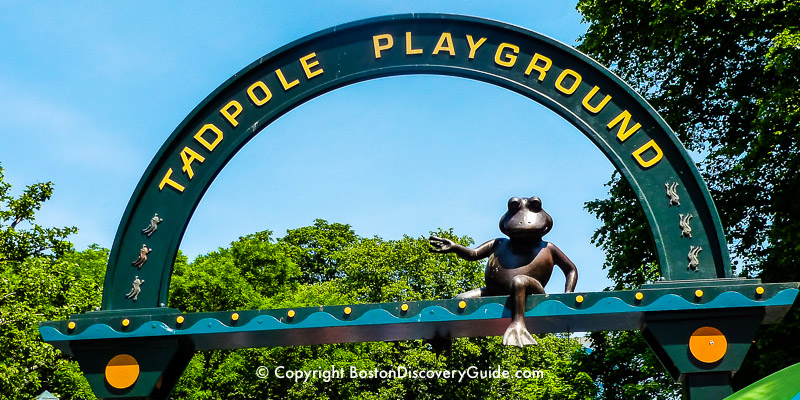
[
  {"x1": 576, "y1": 0, "x2": 800, "y2": 393},
  {"x1": 0, "y1": 164, "x2": 102, "y2": 399},
  {"x1": 167, "y1": 220, "x2": 597, "y2": 399},
  {"x1": 583, "y1": 173, "x2": 659, "y2": 290},
  {"x1": 0, "y1": 165, "x2": 77, "y2": 262},
  {"x1": 281, "y1": 219, "x2": 358, "y2": 284},
  {"x1": 0, "y1": 257, "x2": 103, "y2": 400},
  {"x1": 0, "y1": 165, "x2": 596, "y2": 399}
]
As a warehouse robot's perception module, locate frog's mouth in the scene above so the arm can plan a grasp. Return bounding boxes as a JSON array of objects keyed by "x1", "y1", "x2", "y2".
[
  {"x1": 502, "y1": 226, "x2": 547, "y2": 238},
  {"x1": 500, "y1": 213, "x2": 552, "y2": 238}
]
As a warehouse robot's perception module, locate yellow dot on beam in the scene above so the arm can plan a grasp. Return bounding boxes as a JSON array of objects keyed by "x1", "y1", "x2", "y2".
[
  {"x1": 635, "y1": 292, "x2": 644, "y2": 301},
  {"x1": 575, "y1": 295, "x2": 584, "y2": 303},
  {"x1": 122, "y1": 319, "x2": 130, "y2": 327},
  {"x1": 458, "y1": 301, "x2": 467, "y2": 309},
  {"x1": 105, "y1": 354, "x2": 140, "y2": 389},
  {"x1": 344, "y1": 307, "x2": 352, "y2": 315},
  {"x1": 401, "y1": 303, "x2": 409, "y2": 312},
  {"x1": 176, "y1": 316, "x2": 185, "y2": 324},
  {"x1": 689, "y1": 326, "x2": 727, "y2": 364},
  {"x1": 231, "y1": 313, "x2": 239, "y2": 321},
  {"x1": 67, "y1": 321, "x2": 76, "y2": 330},
  {"x1": 695, "y1": 290, "x2": 704, "y2": 298},
  {"x1": 288, "y1": 310, "x2": 296, "y2": 318},
  {"x1": 756, "y1": 286, "x2": 765, "y2": 295}
]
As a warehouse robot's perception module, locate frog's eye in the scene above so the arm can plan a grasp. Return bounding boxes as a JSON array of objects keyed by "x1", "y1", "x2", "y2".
[
  {"x1": 528, "y1": 197, "x2": 542, "y2": 211},
  {"x1": 508, "y1": 197, "x2": 521, "y2": 211}
]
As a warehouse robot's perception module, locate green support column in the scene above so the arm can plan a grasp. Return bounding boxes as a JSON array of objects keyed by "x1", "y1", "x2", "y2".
[
  {"x1": 69, "y1": 336, "x2": 194, "y2": 399},
  {"x1": 641, "y1": 284, "x2": 767, "y2": 400},
  {"x1": 683, "y1": 373, "x2": 733, "y2": 400}
]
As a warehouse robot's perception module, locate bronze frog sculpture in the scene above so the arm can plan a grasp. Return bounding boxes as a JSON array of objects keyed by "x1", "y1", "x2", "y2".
[{"x1": 429, "y1": 196, "x2": 578, "y2": 347}]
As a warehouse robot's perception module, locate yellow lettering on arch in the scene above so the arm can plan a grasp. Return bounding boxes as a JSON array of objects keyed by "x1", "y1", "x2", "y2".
[
  {"x1": 432, "y1": 33, "x2": 455, "y2": 56},
  {"x1": 555, "y1": 69, "x2": 582, "y2": 95},
  {"x1": 524, "y1": 53, "x2": 552, "y2": 81},
  {"x1": 632, "y1": 139, "x2": 663, "y2": 168},
  {"x1": 608, "y1": 110, "x2": 642, "y2": 142},
  {"x1": 194, "y1": 124, "x2": 223, "y2": 152},
  {"x1": 247, "y1": 81, "x2": 272, "y2": 106},
  {"x1": 220, "y1": 100, "x2": 242, "y2": 128},
  {"x1": 180, "y1": 146, "x2": 206, "y2": 179},
  {"x1": 466, "y1": 35, "x2": 487, "y2": 59},
  {"x1": 494, "y1": 43, "x2": 519, "y2": 67},
  {"x1": 405, "y1": 32, "x2": 423, "y2": 55},
  {"x1": 158, "y1": 168, "x2": 185, "y2": 193},
  {"x1": 299, "y1": 53, "x2": 324, "y2": 79},
  {"x1": 582, "y1": 86, "x2": 612, "y2": 114},
  {"x1": 275, "y1": 68, "x2": 300, "y2": 90},
  {"x1": 373, "y1": 34, "x2": 394, "y2": 58}
]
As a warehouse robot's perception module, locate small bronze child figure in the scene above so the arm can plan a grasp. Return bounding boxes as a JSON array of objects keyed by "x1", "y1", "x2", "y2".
[{"x1": 429, "y1": 196, "x2": 578, "y2": 347}]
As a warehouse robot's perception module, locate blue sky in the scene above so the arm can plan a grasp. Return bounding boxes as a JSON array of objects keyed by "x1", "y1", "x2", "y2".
[{"x1": 0, "y1": 2, "x2": 617, "y2": 292}]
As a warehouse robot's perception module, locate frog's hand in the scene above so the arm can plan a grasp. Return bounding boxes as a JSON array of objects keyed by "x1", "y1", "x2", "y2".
[{"x1": 428, "y1": 236, "x2": 454, "y2": 253}]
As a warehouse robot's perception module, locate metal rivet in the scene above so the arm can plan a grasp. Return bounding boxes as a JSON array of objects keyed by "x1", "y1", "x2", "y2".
[
  {"x1": 288, "y1": 310, "x2": 296, "y2": 318},
  {"x1": 344, "y1": 307, "x2": 352, "y2": 315}
]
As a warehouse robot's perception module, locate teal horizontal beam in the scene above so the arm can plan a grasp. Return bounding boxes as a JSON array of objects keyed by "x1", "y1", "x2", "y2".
[{"x1": 40, "y1": 281, "x2": 798, "y2": 352}]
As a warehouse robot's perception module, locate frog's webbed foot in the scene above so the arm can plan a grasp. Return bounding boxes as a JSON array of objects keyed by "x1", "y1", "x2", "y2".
[{"x1": 502, "y1": 320, "x2": 537, "y2": 347}]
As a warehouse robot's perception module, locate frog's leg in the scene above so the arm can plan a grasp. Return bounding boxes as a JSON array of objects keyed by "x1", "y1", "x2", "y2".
[{"x1": 502, "y1": 275, "x2": 544, "y2": 347}]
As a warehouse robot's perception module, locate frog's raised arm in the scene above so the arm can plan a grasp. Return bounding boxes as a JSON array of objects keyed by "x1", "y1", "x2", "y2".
[
  {"x1": 429, "y1": 236, "x2": 497, "y2": 261},
  {"x1": 548, "y1": 243, "x2": 578, "y2": 293}
]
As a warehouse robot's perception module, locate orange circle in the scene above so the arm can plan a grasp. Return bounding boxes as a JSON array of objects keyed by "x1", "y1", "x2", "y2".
[
  {"x1": 105, "y1": 354, "x2": 140, "y2": 389},
  {"x1": 689, "y1": 326, "x2": 727, "y2": 363}
]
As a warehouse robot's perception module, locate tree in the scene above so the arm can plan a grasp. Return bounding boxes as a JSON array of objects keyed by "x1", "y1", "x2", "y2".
[
  {"x1": 0, "y1": 158, "x2": 598, "y2": 399},
  {"x1": 575, "y1": 0, "x2": 800, "y2": 392},
  {"x1": 0, "y1": 165, "x2": 77, "y2": 262},
  {"x1": 168, "y1": 221, "x2": 598, "y2": 399},
  {"x1": 0, "y1": 163, "x2": 103, "y2": 399}
]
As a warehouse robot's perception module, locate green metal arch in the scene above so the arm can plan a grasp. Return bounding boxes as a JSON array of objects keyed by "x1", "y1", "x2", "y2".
[{"x1": 102, "y1": 14, "x2": 731, "y2": 310}]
